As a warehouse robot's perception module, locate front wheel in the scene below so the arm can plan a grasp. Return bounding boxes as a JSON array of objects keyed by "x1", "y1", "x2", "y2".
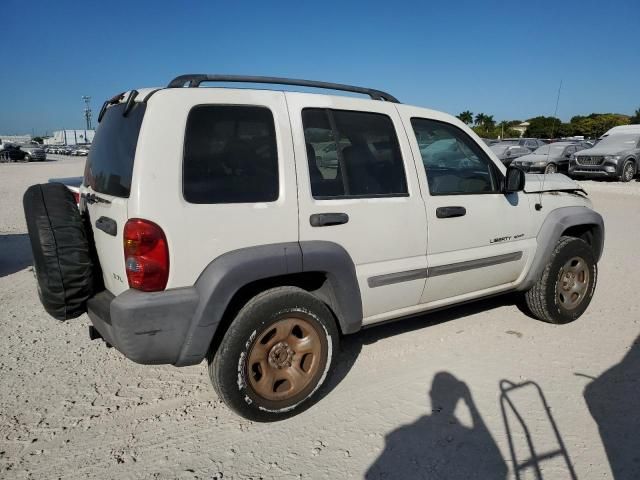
[
  {"x1": 208, "y1": 287, "x2": 339, "y2": 421},
  {"x1": 524, "y1": 236, "x2": 597, "y2": 324},
  {"x1": 544, "y1": 163, "x2": 557, "y2": 174},
  {"x1": 620, "y1": 160, "x2": 635, "y2": 182}
]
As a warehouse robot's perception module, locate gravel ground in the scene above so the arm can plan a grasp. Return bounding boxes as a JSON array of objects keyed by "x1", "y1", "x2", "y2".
[{"x1": 1, "y1": 156, "x2": 639, "y2": 479}]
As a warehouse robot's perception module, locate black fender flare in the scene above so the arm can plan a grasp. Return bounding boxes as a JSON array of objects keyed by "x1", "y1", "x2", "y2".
[
  {"x1": 174, "y1": 241, "x2": 362, "y2": 366},
  {"x1": 517, "y1": 206, "x2": 604, "y2": 291}
]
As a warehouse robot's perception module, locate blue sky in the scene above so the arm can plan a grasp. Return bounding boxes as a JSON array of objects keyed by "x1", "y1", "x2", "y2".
[{"x1": 2, "y1": 0, "x2": 639, "y2": 134}]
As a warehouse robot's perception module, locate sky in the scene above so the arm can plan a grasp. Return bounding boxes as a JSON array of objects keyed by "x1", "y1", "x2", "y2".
[{"x1": 1, "y1": 0, "x2": 639, "y2": 135}]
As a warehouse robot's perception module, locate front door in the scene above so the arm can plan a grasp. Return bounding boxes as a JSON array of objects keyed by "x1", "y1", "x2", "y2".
[
  {"x1": 398, "y1": 107, "x2": 535, "y2": 305},
  {"x1": 286, "y1": 93, "x2": 428, "y2": 324}
]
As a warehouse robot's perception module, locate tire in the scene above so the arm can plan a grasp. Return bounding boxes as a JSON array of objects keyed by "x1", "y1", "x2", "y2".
[
  {"x1": 524, "y1": 236, "x2": 597, "y2": 324},
  {"x1": 619, "y1": 160, "x2": 635, "y2": 182},
  {"x1": 24, "y1": 154, "x2": 32, "y2": 162},
  {"x1": 23, "y1": 183, "x2": 95, "y2": 320},
  {"x1": 208, "y1": 286, "x2": 339, "y2": 422},
  {"x1": 544, "y1": 163, "x2": 557, "y2": 174}
]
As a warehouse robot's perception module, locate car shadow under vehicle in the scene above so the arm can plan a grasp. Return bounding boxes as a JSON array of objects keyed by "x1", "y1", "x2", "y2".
[{"x1": 0, "y1": 233, "x2": 32, "y2": 277}]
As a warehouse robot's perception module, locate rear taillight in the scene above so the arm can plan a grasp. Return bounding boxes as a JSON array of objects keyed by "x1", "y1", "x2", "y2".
[
  {"x1": 123, "y1": 218, "x2": 169, "y2": 292},
  {"x1": 72, "y1": 191, "x2": 80, "y2": 204}
]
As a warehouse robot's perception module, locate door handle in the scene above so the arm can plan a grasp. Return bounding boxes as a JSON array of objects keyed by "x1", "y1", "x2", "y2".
[
  {"x1": 310, "y1": 213, "x2": 349, "y2": 227},
  {"x1": 436, "y1": 206, "x2": 466, "y2": 218}
]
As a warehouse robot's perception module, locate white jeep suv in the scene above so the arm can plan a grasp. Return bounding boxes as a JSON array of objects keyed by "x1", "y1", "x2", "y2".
[{"x1": 23, "y1": 75, "x2": 604, "y2": 421}]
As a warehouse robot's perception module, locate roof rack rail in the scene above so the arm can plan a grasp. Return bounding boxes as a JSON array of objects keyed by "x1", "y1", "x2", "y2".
[{"x1": 166, "y1": 74, "x2": 400, "y2": 103}]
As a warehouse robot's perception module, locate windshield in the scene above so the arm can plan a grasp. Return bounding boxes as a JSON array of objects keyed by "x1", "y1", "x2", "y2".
[
  {"x1": 533, "y1": 145, "x2": 566, "y2": 155},
  {"x1": 84, "y1": 102, "x2": 145, "y2": 197},
  {"x1": 596, "y1": 134, "x2": 640, "y2": 148}
]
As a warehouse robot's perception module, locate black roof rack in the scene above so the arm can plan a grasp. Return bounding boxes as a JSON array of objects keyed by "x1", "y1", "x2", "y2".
[{"x1": 167, "y1": 74, "x2": 400, "y2": 103}]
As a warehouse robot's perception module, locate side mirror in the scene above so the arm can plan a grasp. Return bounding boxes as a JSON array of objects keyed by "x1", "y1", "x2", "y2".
[
  {"x1": 505, "y1": 166, "x2": 526, "y2": 193},
  {"x1": 564, "y1": 153, "x2": 571, "y2": 158}
]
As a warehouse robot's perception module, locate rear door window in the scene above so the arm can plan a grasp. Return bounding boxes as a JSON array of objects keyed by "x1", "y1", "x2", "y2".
[
  {"x1": 302, "y1": 108, "x2": 408, "y2": 199},
  {"x1": 84, "y1": 102, "x2": 146, "y2": 197},
  {"x1": 183, "y1": 106, "x2": 279, "y2": 204}
]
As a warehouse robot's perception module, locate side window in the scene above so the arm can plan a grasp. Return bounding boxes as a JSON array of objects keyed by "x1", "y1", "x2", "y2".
[
  {"x1": 566, "y1": 145, "x2": 576, "y2": 155},
  {"x1": 411, "y1": 118, "x2": 501, "y2": 195},
  {"x1": 302, "y1": 109, "x2": 408, "y2": 198},
  {"x1": 183, "y1": 105, "x2": 278, "y2": 204}
]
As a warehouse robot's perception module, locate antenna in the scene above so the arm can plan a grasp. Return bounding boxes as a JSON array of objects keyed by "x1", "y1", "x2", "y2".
[
  {"x1": 82, "y1": 96, "x2": 92, "y2": 130},
  {"x1": 536, "y1": 80, "x2": 563, "y2": 211}
]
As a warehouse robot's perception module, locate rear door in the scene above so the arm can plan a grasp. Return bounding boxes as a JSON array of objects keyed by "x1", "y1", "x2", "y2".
[
  {"x1": 286, "y1": 93, "x2": 428, "y2": 324},
  {"x1": 81, "y1": 100, "x2": 145, "y2": 295}
]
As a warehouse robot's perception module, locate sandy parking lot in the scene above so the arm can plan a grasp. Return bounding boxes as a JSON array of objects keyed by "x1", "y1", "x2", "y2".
[{"x1": 1, "y1": 156, "x2": 639, "y2": 479}]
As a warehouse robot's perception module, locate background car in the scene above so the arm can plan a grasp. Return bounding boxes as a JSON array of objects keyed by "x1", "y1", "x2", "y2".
[
  {"x1": 489, "y1": 142, "x2": 532, "y2": 166},
  {"x1": 570, "y1": 133, "x2": 640, "y2": 182},
  {"x1": 19, "y1": 143, "x2": 47, "y2": 162},
  {"x1": 499, "y1": 137, "x2": 548, "y2": 150},
  {"x1": 511, "y1": 142, "x2": 589, "y2": 174},
  {"x1": 0, "y1": 143, "x2": 27, "y2": 162}
]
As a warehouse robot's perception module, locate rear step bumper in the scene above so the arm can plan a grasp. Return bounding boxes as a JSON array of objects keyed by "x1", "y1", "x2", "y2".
[{"x1": 87, "y1": 288, "x2": 199, "y2": 365}]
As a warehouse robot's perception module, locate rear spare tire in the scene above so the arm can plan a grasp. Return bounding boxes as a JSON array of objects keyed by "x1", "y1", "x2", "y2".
[{"x1": 23, "y1": 183, "x2": 94, "y2": 320}]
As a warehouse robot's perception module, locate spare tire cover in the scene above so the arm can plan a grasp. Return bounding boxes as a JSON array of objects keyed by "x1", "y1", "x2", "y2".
[{"x1": 23, "y1": 183, "x2": 94, "y2": 320}]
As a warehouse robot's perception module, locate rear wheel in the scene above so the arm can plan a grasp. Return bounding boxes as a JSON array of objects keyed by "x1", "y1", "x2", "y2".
[
  {"x1": 208, "y1": 286, "x2": 338, "y2": 422},
  {"x1": 524, "y1": 236, "x2": 597, "y2": 324},
  {"x1": 620, "y1": 160, "x2": 635, "y2": 182}
]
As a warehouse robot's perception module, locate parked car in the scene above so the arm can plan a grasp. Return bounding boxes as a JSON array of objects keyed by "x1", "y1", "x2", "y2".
[
  {"x1": 489, "y1": 142, "x2": 532, "y2": 166},
  {"x1": 0, "y1": 140, "x2": 27, "y2": 162},
  {"x1": 500, "y1": 138, "x2": 548, "y2": 150},
  {"x1": 23, "y1": 74, "x2": 604, "y2": 421},
  {"x1": 511, "y1": 142, "x2": 590, "y2": 174},
  {"x1": 482, "y1": 138, "x2": 501, "y2": 146},
  {"x1": 74, "y1": 145, "x2": 90, "y2": 156},
  {"x1": 570, "y1": 133, "x2": 640, "y2": 182},
  {"x1": 19, "y1": 143, "x2": 47, "y2": 162}
]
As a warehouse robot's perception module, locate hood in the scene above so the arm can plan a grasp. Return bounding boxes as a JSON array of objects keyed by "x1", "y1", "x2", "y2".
[
  {"x1": 515, "y1": 154, "x2": 556, "y2": 163},
  {"x1": 576, "y1": 146, "x2": 634, "y2": 156},
  {"x1": 524, "y1": 173, "x2": 585, "y2": 193},
  {"x1": 21, "y1": 145, "x2": 44, "y2": 153}
]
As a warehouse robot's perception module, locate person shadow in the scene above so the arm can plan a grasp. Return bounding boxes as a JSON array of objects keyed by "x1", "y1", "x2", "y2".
[
  {"x1": 366, "y1": 372, "x2": 507, "y2": 480},
  {"x1": 583, "y1": 334, "x2": 640, "y2": 479}
]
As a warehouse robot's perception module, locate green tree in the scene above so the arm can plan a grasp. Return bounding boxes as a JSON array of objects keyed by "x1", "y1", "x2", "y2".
[
  {"x1": 32, "y1": 136, "x2": 44, "y2": 144},
  {"x1": 474, "y1": 113, "x2": 486, "y2": 126},
  {"x1": 457, "y1": 111, "x2": 473, "y2": 125},
  {"x1": 524, "y1": 116, "x2": 563, "y2": 138},
  {"x1": 630, "y1": 108, "x2": 640, "y2": 124}
]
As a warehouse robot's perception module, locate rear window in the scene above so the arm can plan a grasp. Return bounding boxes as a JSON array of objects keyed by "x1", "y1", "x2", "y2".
[
  {"x1": 183, "y1": 105, "x2": 279, "y2": 204},
  {"x1": 84, "y1": 102, "x2": 145, "y2": 197}
]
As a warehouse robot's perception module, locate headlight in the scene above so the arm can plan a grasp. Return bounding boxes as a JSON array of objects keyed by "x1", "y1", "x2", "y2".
[{"x1": 604, "y1": 155, "x2": 622, "y2": 161}]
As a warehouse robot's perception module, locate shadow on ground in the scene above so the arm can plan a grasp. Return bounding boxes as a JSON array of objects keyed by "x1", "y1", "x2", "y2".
[
  {"x1": 584, "y1": 334, "x2": 640, "y2": 479},
  {"x1": 365, "y1": 372, "x2": 508, "y2": 479},
  {"x1": 0, "y1": 233, "x2": 32, "y2": 277}
]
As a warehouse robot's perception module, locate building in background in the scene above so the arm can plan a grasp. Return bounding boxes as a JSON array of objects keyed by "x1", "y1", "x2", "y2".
[
  {"x1": 0, "y1": 134, "x2": 32, "y2": 144},
  {"x1": 512, "y1": 122, "x2": 530, "y2": 138},
  {"x1": 44, "y1": 129, "x2": 95, "y2": 145}
]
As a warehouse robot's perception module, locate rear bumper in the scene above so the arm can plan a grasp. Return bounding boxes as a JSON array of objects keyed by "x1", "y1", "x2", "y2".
[{"x1": 87, "y1": 288, "x2": 199, "y2": 365}]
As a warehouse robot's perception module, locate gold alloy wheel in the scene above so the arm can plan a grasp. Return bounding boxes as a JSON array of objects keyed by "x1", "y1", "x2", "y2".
[
  {"x1": 556, "y1": 256, "x2": 590, "y2": 310},
  {"x1": 247, "y1": 317, "x2": 323, "y2": 402}
]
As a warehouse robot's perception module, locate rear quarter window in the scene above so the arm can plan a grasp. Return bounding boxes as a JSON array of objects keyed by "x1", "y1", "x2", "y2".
[
  {"x1": 84, "y1": 102, "x2": 145, "y2": 197},
  {"x1": 182, "y1": 105, "x2": 279, "y2": 204}
]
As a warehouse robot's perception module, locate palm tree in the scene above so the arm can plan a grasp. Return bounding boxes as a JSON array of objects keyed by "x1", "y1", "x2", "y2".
[
  {"x1": 457, "y1": 111, "x2": 473, "y2": 125},
  {"x1": 482, "y1": 115, "x2": 495, "y2": 130},
  {"x1": 474, "y1": 113, "x2": 486, "y2": 127}
]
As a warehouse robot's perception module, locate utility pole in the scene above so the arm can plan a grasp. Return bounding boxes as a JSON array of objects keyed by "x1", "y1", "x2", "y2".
[{"x1": 82, "y1": 96, "x2": 92, "y2": 130}]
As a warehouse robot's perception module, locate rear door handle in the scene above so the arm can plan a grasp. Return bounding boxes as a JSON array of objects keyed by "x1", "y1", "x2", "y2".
[
  {"x1": 310, "y1": 213, "x2": 349, "y2": 227},
  {"x1": 436, "y1": 206, "x2": 466, "y2": 218}
]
